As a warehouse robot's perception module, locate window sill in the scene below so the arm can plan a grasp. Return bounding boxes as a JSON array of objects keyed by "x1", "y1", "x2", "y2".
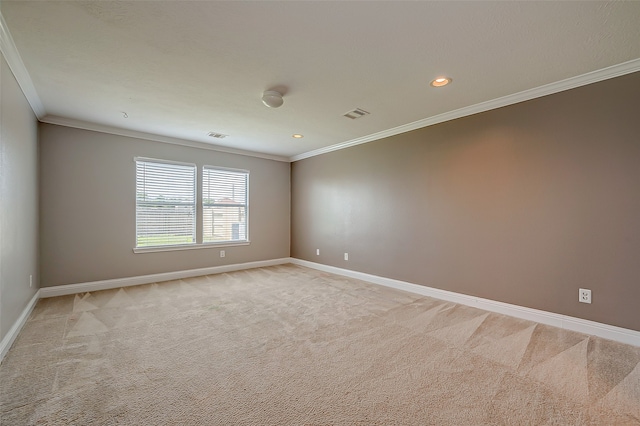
[{"x1": 133, "y1": 241, "x2": 250, "y2": 254}]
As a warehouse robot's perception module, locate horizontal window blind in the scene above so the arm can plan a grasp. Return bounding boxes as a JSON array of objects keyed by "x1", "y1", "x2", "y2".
[
  {"x1": 202, "y1": 167, "x2": 248, "y2": 243},
  {"x1": 136, "y1": 159, "x2": 196, "y2": 247}
]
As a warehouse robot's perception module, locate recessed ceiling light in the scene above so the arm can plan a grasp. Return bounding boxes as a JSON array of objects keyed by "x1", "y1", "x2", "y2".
[
  {"x1": 292, "y1": 134, "x2": 304, "y2": 139},
  {"x1": 430, "y1": 77, "x2": 452, "y2": 87}
]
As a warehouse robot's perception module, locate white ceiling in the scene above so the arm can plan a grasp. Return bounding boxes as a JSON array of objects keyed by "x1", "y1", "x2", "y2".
[{"x1": 2, "y1": 1, "x2": 640, "y2": 161}]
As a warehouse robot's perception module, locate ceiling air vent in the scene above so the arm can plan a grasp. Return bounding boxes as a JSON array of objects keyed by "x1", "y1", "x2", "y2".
[
  {"x1": 207, "y1": 132, "x2": 228, "y2": 139},
  {"x1": 343, "y1": 108, "x2": 370, "y2": 120}
]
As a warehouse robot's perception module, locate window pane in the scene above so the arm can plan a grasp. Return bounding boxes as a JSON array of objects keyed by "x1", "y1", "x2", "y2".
[
  {"x1": 136, "y1": 159, "x2": 196, "y2": 247},
  {"x1": 202, "y1": 167, "x2": 248, "y2": 243}
]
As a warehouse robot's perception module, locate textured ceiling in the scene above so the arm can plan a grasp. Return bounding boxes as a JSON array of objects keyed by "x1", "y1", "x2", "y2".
[{"x1": 2, "y1": 1, "x2": 640, "y2": 160}]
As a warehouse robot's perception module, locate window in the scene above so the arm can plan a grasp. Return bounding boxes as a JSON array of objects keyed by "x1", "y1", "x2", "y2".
[
  {"x1": 202, "y1": 167, "x2": 248, "y2": 244},
  {"x1": 134, "y1": 159, "x2": 249, "y2": 251},
  {"x1": 135, "y1": 158, "x2": 196, "y2": 248}
]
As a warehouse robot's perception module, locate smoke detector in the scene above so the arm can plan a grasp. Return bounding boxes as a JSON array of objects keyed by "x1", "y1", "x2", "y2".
[{"x1": 262, "y1": 90, "x2": 284, "y2": 108}]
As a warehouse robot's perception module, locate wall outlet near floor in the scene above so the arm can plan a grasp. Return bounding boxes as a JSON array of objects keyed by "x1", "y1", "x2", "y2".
[
  {"x1": 316, "y1": 249, "x2": 320, "y2": 256},
  {"x1": 30, "y1": 274, "x2": 33, "y2": 288},
  {"x1": 579, "y1": 288, "x2": 592, "y2": 304},
  {"x1": 220, "y1": 250, "x2": 225, "y2": 258},
  {"x1": 344, "y1": 253, "x2": 349, "y2": 261}
]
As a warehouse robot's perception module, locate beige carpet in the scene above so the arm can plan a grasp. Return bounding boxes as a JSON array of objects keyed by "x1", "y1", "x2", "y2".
[{"x1": 1, "y1": 264, "x2": 639, "y2": 425}]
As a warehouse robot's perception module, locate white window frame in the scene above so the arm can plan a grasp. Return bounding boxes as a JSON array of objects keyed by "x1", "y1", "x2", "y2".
[
  {"x1": 134, "y1": 157, "x2": 197, "y2": 251},
  {"x1": 133, "y1": 159, "x2": 251, "y2": 253},
  {"x1": 202, "y1": 166, "x2": 249, "y2": 245}
]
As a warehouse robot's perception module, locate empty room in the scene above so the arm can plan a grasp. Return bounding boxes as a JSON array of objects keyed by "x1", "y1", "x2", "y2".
[{"x1": 1, "y1": 1, "x2": 640, "y2": 424}]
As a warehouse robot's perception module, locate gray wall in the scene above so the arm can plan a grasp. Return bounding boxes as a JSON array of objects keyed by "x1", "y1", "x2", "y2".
[
  {"x1": 291, "y1": 71, "x2": 640, "y2": 332},
  {"x1": 0, "y1": 55, "x2": 39, "y2": 341},
  {"x1": 40, "y1": 124, "x2": 290, "y2": 287}
]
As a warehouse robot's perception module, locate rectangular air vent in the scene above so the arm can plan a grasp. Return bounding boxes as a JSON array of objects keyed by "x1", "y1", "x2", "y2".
[
  {"x1": 208, "y1": 132, "x2": 228, "y2": 139},
  {"x1": 343, "y1": 108, "x2": 370, "y2": 120}
]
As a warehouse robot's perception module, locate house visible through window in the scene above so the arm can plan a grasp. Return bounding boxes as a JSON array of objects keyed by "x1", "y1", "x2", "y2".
[
  {"x1": 202, "y1": 166, "x2": 249, "y2": 243},
  {"x1": 135, "y1": 158, "x2": 196, "y2": 248}
]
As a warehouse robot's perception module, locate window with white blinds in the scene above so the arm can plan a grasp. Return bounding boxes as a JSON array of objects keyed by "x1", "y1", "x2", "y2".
[
  {"x1": 135, "y1": 158, "x2": 196, "y2": 248},
  {"x1": 202, "y1": 167, "x2": 248, "y2": 244}
]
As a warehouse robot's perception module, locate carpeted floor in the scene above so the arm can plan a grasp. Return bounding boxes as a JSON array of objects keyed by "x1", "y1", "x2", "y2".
[{"x1": 1, "y1": 264, "x2": 639, "y2": 425}]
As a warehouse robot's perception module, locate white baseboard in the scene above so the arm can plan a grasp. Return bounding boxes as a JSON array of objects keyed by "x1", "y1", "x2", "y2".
[
  {"x1": 290, "y1": 258, "x2": 640, "y2": 347},
  {"x1": 2, "y1": 258, "x2": 290, "y2": 362},
  {"x1": 39, "y1": 258, "x2": 291, "y2": 298},
  {"x1": 9, "y1": 257, "x2": 638, "y2": 364},
  {"x1": 0, "y1": 290, "x2": 40, "y2": 363}
]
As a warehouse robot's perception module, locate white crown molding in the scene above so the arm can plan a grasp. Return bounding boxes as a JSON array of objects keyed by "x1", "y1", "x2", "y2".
[
  {"x1": 3, "y1": 3, "x2": 639, "y2": 167},
  {"x1": 39, "y1": 258, "x2": 291, "y2": 298},
  {"x1": 290, "y1": 258, "x2": 640, "y2": 348},
  {"x1": 289, "y1": 57, "x2": 640, "y2": 162},
  {"x1": 0, "y1": 11, "x2": 46, "y2": 119},
  {"x1": 0, "y1": 290, "x2": 40, "y2": 363},
  {"x1": 41, "y1": 115, "x2": 290, "y2": 163}
]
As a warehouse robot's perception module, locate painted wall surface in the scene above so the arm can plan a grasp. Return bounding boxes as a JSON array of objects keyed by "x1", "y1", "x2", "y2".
[
  {"x1": 39, "y1": 124, "x2": 290, "y2": 287},
  {"x1": 291, "y1": 71, "x2": 640, "y2": 332},
  {"x1": 0, "y1": 55, "x2": 39, "y2": 341}
]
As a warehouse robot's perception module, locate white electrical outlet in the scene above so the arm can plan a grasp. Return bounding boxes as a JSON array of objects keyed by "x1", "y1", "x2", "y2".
[
  {"x1": 579, "y1": 288, "x2": 592, "y2": 304},
  {"x1": 316, "y1": 249, "x2": 320, "y2": 256},
  {"x1": 220, "y1": 250, "x2": 225, "y2": 258},
  {"x1": 344, "y1": 253, "x2": 349, "y2": 261},
  {"x1": 30, "y1": 274, "x2": 33, "y2": 288}
]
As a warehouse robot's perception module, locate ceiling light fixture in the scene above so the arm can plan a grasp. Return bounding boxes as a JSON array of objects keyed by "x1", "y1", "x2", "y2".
[
  {"x1": 292, "y1": 134, "x2": 304, "y2": 139},
  {"x1": 262, "y1": 90, "x2": 284, "y2": 108},
  {"x1": 430, "y1": 77, "x2": 452, "y2": 87}
]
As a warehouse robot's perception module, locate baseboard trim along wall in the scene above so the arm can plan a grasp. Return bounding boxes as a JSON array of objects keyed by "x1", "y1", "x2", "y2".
[
  {"x1": 39, "y1": 258, "x2": 291, "y2": 298},
  {"x1": 0, "y1": 290, "x2": 40, "y2": 363},
  {"x1": 1, "y1": 258, "x2": 291, "y2": 363},
  {"x1": 5, "y1": 256, "x2": 638, "y2": 365},
  {"x1": 289, "y1": 258, "x2": 640, "y2": 348}
]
